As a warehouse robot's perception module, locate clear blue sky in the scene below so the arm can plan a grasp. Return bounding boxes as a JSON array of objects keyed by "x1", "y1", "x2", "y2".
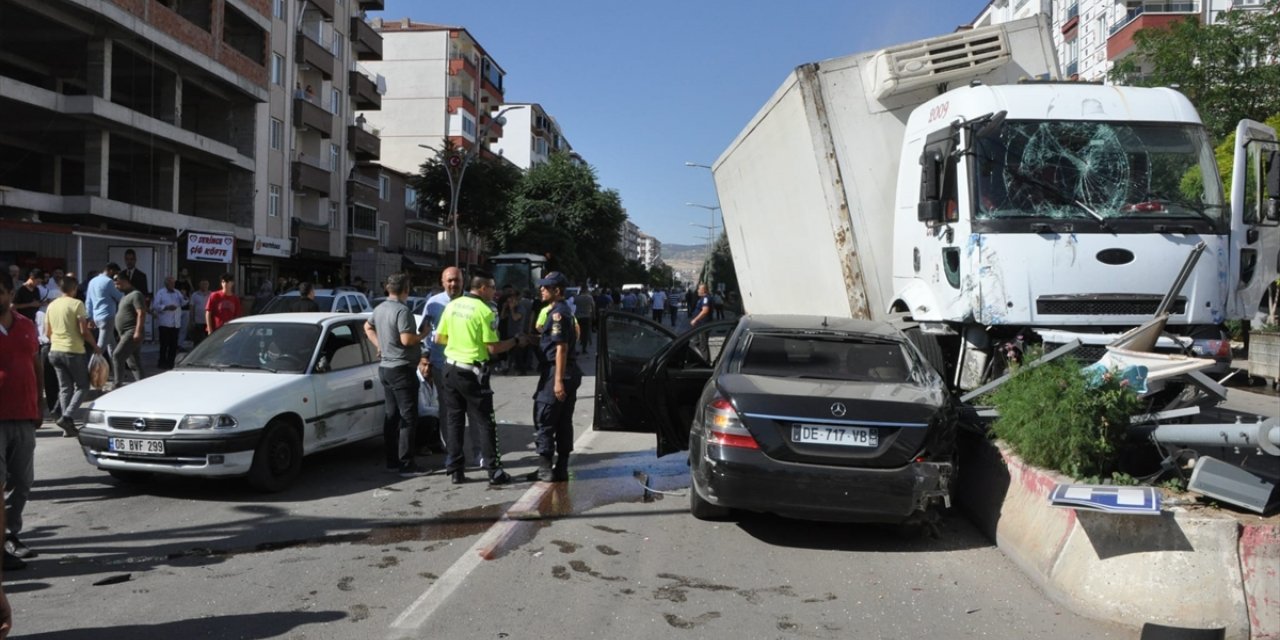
[{"x1": 378, "y1": 1, "x2": 982, "y2": 246}]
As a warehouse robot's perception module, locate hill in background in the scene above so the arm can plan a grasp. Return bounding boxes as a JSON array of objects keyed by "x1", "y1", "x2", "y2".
[{"x1": 660, "y1": 243, "x2": 709, "y2": 284}]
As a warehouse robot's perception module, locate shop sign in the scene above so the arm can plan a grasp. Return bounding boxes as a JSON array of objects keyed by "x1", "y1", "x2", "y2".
[
  {"x1": 187, "y1": 232, "x2": 234, "y2": 263},
  {"x1": 253, "y1": 235, "x2": 292, "y2": 258}
]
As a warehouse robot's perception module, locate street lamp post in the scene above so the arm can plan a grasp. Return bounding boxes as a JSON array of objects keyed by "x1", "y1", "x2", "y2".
[
  {"x1": 419, "y1": 104, "x2": 524, "y2": 268},
  {"x1": 686, "y1": 202, "x2": 721, "y2": 285}
]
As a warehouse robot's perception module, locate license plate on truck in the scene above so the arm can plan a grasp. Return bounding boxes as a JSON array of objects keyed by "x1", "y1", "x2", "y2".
[
  {"x1": 791, "y1": 425, "x2": 878, "y2": 448},
  {"x1": 109, "y1": 437, "x2": 165, "y2": 456}
]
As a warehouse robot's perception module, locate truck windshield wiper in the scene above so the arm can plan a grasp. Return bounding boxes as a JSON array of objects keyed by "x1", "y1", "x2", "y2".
[
  {"x1": 1003, "y1": 166, "x2": 1113, "y2": 231},
  {"x1": 1137, "y1": 193, "x2": 1221, "y2": 229}
]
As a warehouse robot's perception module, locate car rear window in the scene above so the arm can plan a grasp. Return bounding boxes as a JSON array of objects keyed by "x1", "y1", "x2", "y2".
[{"x1": 739, "y1": 334, "x2": 912, "y2": 382}]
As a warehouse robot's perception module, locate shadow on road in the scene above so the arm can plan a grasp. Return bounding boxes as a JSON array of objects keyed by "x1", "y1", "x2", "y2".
[{"x1": 16, "y1": 610, "x2": 347, "y2": 640}]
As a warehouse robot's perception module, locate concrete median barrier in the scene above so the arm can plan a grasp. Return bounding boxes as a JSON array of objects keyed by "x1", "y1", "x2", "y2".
[{"x1": 959, "y1": 434, "x2": 1279, "y2": 640}]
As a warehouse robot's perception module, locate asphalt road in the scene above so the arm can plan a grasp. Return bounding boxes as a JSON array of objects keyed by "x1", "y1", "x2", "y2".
[{"x1": 15, "y1": 339, "x2": 1243, "y2": 639}]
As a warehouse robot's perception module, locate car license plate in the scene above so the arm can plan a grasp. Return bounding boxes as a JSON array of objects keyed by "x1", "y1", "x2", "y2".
[
  {"x1": 791, "y1": 424, "x2": 878, "y2": 448},
  {"x1": 108, "y1": 437, "x2": 165, "y2": 456}
]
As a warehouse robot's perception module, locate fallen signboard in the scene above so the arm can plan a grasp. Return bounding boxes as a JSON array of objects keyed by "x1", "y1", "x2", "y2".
[{"x1": 1048, "y1": 483, "x2": 1162, "y2": 515}]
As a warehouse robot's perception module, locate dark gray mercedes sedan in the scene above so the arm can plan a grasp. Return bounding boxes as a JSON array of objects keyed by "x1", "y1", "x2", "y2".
[{"x1": 595, "y1": 312, "x2": 957, "y2": 525}]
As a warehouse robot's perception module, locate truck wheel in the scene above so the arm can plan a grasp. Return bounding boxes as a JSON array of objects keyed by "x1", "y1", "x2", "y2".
[
  {"x1": 689, "y1": 483, "x2": 731, "y2": 521},
  {"x1": 247, "y1": 420, "x2": 303, "y2": 492},
  {"x1": 905, "y1": 327, "x2": 947, "y2": 378}
]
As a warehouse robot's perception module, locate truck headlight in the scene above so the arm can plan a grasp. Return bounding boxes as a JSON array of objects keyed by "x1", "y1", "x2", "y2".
[{"x1": 179, "y1": 414, "x2": 238, "y2": 430}]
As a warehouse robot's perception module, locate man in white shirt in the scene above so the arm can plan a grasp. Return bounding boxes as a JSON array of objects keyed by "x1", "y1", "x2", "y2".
[{"x1": 152, "y1": 276, "x2": 186, "y2": 370}]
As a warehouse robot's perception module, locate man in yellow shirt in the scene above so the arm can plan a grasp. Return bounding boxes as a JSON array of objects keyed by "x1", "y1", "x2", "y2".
[
  {"x1": 44, "y1": 276, "x2": 100, "y2": 437},
  {"x1": 436, "y1": 272, "x2": 529, "y2": 485}
]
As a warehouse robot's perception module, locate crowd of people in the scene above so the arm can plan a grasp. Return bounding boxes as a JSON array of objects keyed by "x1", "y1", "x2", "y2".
[{"x1": 0, "y1": 255, "x2": 740, "y2": 634}]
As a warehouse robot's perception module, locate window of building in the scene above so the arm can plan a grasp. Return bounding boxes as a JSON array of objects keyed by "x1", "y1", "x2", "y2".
[
  {"x1": 404, "y1": 186, "x2": 418, "y2": 210},
  {"x1": 273, "y1": 0, "x2": 285, "y2": 19},
  {"x1": 462, "y1": 115, "x2": 476, "y2": 137},
  {"x1": 378, "y1": 221, "x2": 389, "y2": 247},
  {"x1": 349, "y1": 205, "x2": 378, "y2": 238},
  {"x1": 330, "y1": 88, "x2": 341, "y2": 116},
  {"x1": 332, "y1": 32, "x2": 344, "y2": 57},
  {"x1": 379, "y1": 174, "x2": 390, "y2": 200},
  {"x1": 330, "y1": 143, "x2": 340, "y2": 171},
  {"x1": 270, "y1": 118, "x2": 283, "y2": 150},
  {"x1": 268, "y1": 184, "x2": 281, "y2": 217},
  {"x1": 271, "y1": 53, "x2": 285, "y2": 86},
  {"x1": 329, "y1": 201, "x2": 339, "y2": 230},
  {"x1": 404, "y1": 229, "x2": 437, "y2": 253}
]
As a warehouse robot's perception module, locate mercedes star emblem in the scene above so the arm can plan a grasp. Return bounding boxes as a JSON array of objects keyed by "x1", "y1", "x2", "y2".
[
  {"x1": 132, "y1": 418, "x2": 147, "y2": 431},
  {"x1": 830, "y1": 402, "x2": 847, "y2": 417}
]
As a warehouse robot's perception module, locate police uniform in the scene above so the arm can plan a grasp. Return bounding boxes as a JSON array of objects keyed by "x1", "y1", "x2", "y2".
[
  {"x1": 437, "y1": 292, "x2": 509, "y2": 483},
  {"x1": 532, "y1": 277, "x2": 581, "y2": 481}
]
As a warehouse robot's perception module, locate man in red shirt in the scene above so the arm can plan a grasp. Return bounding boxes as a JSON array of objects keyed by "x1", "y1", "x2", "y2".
[
  {"x1": 204, "y1": 273, "x2": 242, "y2": 333},
  {"x1": 0, "y1": 276, "x2": 43, "y2": 576}
]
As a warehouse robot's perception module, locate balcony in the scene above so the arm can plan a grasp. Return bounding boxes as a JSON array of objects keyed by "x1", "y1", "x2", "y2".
[
  {"x1": 449, "y1": 56, "x2": 477, "y2": 77},
  {"x1": 307, "y1": 0, "x2": 334, "y2": 19},
  {"x1": 349, "y1": 70, "x2": 381, "y2": 110},
  {"x1": 295, "y1": 32, "x2": 334, "y2": 80},
  {"x1": 357, "y1": 0, "x2": 384, "y2": 11},
  {"x1": 293, "y1": 97, "x2": 333, "y2": 138},
  {"x1": 348, "y1": 124, "x2": 380, "y2": 161},
  {"x1": 1063, "y1": 3, "x2": 1079, "y2": 32},
  {"x1": 292, "y1": 158, "x2": 331, "y2": 196},
  {"x1": 351, "y1": 16, "x2": 383, "y2": 61},
  {"x1": 347, "y1": 173, "x2": 379, "y2": 208},
  {"x1": 1066, "y1": 59, "x2": 1079, "y2": 76},
  {"x1": 1107, "y1": 4, "x2": 1201, "y2": 60}
]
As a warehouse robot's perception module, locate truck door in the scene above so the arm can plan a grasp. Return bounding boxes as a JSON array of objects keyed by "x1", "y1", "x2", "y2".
[{"x1": 1227, "y1": 121, "x2": 1280, "y2": 322}]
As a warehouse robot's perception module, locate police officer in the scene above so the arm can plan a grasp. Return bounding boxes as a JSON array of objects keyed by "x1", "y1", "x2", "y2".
[
  {"x1": 530, "y1": 272, "x2": 581, "y2": 482},
  {"x1": 436, "y1": 272, "x2": 529, "y2": 485}
]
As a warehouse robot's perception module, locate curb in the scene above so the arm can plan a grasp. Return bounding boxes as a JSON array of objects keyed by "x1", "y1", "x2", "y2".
[{"x1": 958, "y1": 434, "x2": 1279, "y2": 640}]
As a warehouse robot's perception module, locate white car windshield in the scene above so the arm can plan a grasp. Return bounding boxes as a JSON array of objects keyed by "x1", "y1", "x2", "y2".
[{"x1": 182, "y1": 322, "x2": 320, "y2": 373}]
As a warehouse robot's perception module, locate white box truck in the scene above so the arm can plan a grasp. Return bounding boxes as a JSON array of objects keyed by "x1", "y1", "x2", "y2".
[{"x1": 712, "y1": 16, "x2": 1279, "y2": 389}]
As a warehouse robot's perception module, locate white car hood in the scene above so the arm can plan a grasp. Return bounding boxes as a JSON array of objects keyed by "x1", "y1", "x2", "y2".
[{"x1": 91, "y1": 370, "x2": 301, "y2": 415}]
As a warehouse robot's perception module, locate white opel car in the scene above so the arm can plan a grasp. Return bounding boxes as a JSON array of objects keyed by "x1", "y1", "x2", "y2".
[{"x1": 78, "y1": 313, "x2": 385, "y2": 491}]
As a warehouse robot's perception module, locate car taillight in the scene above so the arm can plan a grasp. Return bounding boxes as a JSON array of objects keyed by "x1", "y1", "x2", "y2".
[{"x1": 706, "y1": 396, "x2": 758, "y2": 450}]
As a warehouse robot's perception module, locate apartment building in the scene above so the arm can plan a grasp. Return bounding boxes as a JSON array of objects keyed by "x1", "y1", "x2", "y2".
[
  {"x1": 618, "y1": 219, "x2": 640, "y2": 264},
  {"x1": 491, "y1": 102, "x2": 574, "y2": 170},
  {"x1": 971, "y1": 0, "x2": 1266, "y2": 83},
  {"x1": 346, "y1": 162, "x2": 448, "y2": 289},
  {"x1": 360, "y1": 19, "x2": 508, "y2": 268},
  {"x1": 0, "y1": 0, "x2": 385, "y2": 297},
  {"x1": 0, "y1": 0, "x2": 269, "y2": 285},
  {"x1": 637, "y1": 233, "x2": 662, "y2": 270}
]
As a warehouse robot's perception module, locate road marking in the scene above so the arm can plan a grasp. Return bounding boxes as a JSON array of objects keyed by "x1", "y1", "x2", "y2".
[{"x1": 387, "y1": 428, "x2": 602, "y2": 637}]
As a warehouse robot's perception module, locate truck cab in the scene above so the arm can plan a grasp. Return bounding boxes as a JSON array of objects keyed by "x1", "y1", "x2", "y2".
[{"x1": 900, "y1": 84, "x2": 1279, "y2": 386}]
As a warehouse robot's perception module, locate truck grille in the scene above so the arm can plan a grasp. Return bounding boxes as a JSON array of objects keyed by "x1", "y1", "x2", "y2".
[
  {"x1": 107, "y1": 417, "x2": 177, "y2": 433},
  {"x1": 1036, "y1": 296, "x2": 1185, "y2": 316}
]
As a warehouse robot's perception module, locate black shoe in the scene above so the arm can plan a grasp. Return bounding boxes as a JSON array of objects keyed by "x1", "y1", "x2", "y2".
[
  {"x1": 533, "y1": 457, "x2": 554, "y2": 482},
  {"x1": 3, "y1": 551, "x2": 27, "y2": 571},
  {"x1": 488, "y1": 469, "x2": 513, "y2": 486},
  {"x1": 56, "y1": 417, "x2": 78, "y2": 438},
  {"x1": 398, "y1": 463, "x2": 430, "y2": 478},
  {"x1": 450, "y1": 470, "x2": 466, "y2": 485},
  {"x1": 5, "y1": 535, "x2": 35, "y2": 559}
]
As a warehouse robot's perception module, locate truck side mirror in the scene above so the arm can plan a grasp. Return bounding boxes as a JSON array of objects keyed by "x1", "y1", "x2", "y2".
[
  {"x1": 1265, "y1": 149, "x2": 1279, "y2": 221},
  {"x1": 918, "y1": 150, "x2": 944, "y2": 224}
]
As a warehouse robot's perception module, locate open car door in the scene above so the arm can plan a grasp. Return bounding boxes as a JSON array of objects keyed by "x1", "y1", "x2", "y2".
[
  {"x1": 642, "y1": 319, "x2": 737, "y2": 456},
  {"x1": 594, "y1": 311, "x2": 677, "y2": 434},
  {"x1": 593, "y1": 311, "x2": 737, "y2": 454}
]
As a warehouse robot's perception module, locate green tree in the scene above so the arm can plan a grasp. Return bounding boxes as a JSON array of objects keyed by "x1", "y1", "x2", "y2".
[
  {"x1": 1109, "y1": 1, "x2": 1280, "y2": 140},
  {"x1": 498, "y1": 153, "x2": 627, "y2": 282},
  {"x1": 648, "y1": 261, "x2": 675, "y2": 289},
  {"x1": 700, "y1": 230, "x2": 739, "y2": 297},
  {"x1": 409, "y1": 140, "x2": 523, "y2": 238}
]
